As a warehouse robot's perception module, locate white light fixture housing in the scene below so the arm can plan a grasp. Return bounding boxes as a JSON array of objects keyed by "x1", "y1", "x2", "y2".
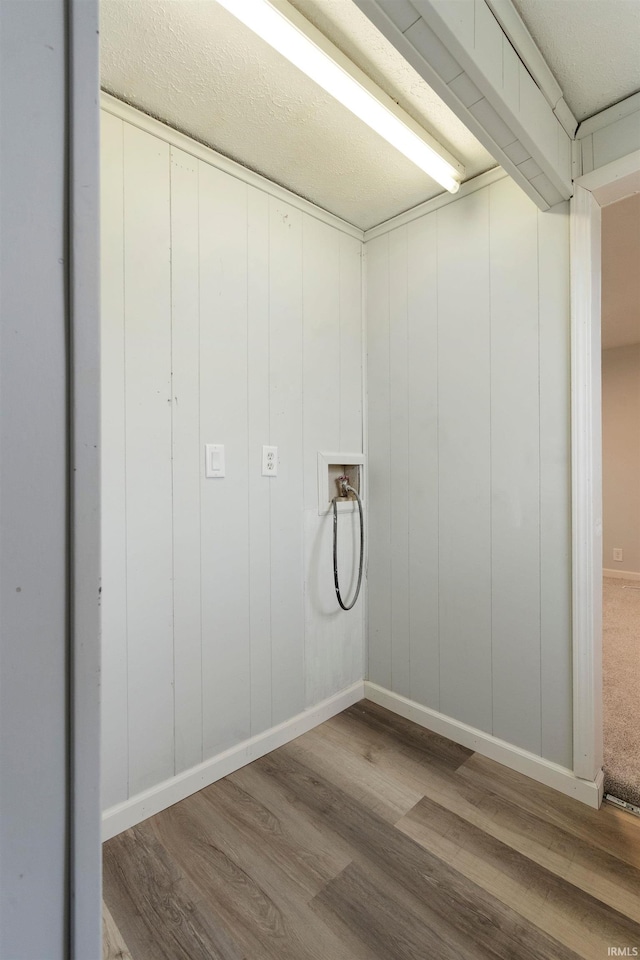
[{"x1": 215, "y1": 0, "x2": 464, "y2": 194}]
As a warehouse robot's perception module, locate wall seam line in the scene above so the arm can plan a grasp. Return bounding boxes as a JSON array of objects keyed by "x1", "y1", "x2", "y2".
[
  {"x1": 387, "y1": 230, "x2": 392, "y2": 691},
  {"x1": 169, "y1": 147, "x2": 177, "y2": 778},
  {"x1": 361, "y1": 241, "x2": 368, "y2": 683},
  {"x1": 246, "y1": 187, "x2": 252, "y2": 740},
  {"x1": 198, "y1": 160, "x2": 204, "y2": 765},
  {"x1": 488, "y1": 185, "x2": 494, "y2": 738},
  {"x1": 268, "y1": 197, "x2": 273, "y2": 730},
  {"x1": 301, "y1": 213, "x2": 307, "y2": 710},
  {"x1": 537, "y1": 208, "x2": 543, "y2": 757},
  {"x1": 435, "y1": 211, "x2": 441, "y2": 713},
  {"x1": 339, "y1": 233, "x2": 343, "y2": 453},
  {"x1": 405, "y1": 227, "x2": 411, "y2": 699},
  {"x1": 122, "y1": 119, "x2": 130, "y2": 802}
]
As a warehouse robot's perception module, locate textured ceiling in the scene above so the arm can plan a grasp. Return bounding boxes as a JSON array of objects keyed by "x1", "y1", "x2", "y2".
[
  {"x1": 100, "y1": 0, "x2": 495, "y2": 230},
  {"x1": 513, "y1": 0, "x2": 640, "y2": 122},
  {"x1": 602, "y1": 192, "x2": 640, "y2": 350}
]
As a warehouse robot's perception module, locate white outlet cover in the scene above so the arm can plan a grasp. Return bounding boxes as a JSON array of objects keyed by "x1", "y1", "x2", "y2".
[
  {"x1": 262, "y1": 445, "x2": 278, "y2": 477},
  {"x1": 205, "y1": 443, "x2": 225, "y2": 478}
]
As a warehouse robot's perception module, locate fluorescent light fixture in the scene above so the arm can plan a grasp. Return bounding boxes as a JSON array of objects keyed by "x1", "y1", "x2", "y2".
[{"x1": 215, "y1": 0, "x2": 462, "y2": 194}]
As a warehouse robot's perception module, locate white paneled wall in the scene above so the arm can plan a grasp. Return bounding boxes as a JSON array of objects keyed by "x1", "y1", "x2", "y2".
[
  {"x1": 101, "y1": 108, "x2": 364, "y2": 811},
  {"x1": 365, "y1": 176, "x2": 572, "y2": 768}
]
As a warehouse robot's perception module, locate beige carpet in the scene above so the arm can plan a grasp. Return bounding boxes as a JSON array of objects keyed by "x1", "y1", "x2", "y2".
[{"x1": 603, "y1": 577, "x2": 640, "y2": 806}]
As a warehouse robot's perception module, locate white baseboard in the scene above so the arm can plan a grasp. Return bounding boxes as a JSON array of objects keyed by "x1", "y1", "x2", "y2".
[
  {"x1": 363, "y1": 682, "x2": 602, "y2": 809},
  {"x1": 603, "y1": 568, "x2": 640, "y2": 581},
  {"x1": 102, "y1": 681, "x2": 365, "y2": 841}
]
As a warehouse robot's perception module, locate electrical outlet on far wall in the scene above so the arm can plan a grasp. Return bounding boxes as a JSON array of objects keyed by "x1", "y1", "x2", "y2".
[
  {"x1": 614, "y1": 548, "x2": 623, "y2": 562},
  {"x1": 262, "y1": 445, "x2": 278, "y2": 477}
]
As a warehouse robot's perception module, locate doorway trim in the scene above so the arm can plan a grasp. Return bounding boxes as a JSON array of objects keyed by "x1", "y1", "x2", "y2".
[{"x1": 571, "y1": 149, "x2": 640, "y2": 790}]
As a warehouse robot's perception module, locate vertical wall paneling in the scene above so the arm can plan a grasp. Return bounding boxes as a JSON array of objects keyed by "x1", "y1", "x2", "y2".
[
  {"x1": 101, "y1": 106, "x2": 365, "y2": 813},
  {"x1": 489, "y1": 177, "x2": 541, "y2": 754},
  {"x1": 366, "y1": 235, "x2": 392, "y2": 688},
  {"x1": 269, "y1": 198, "x2": 306, "y2": 724},
  {"x1": 247, "y1": 187, "x2": 273, "y2": 736},
  {"x1": 302, "y1": 217, "x2": 341, "y2": 512},
  {"x1": 123, "y1": 123, "x2": 174, "y2": 796},
  {"x1": 101, "y1": 112, "x2": 128, "y2": 808},
  {"x1": 302, "y1": 217, "x2": 341, "y2": 706},
  {"x1": 199, "y1": 163, "x2": 251, "y2": 758},
  {"x1": 388, "y1": 228, "x2": 411, "y2": 698},
  {"x1": 170, "y1": 147, "x2": 203, "y2": 773},
  {"x1": 407, "y1": 214, "x2": 440, "y2": 710},
  {"x1": 339, "y1": 235, "x2": 364, "y2": 452},
  {"x1": 301, "y1": 223, "x2": 365, "y2": 707},
  {"x1": 538, "y1": 202, "x2": 572, "y2": 768},
  {"x1": 437, "y1": 190, "x2": 493, "y2": 732},
  {"x1": 365, "y1": 179, "x2": 573, "y2": 765},
  {"x1": 338, "y1": 234, "x2": 366, "y2": 691}
]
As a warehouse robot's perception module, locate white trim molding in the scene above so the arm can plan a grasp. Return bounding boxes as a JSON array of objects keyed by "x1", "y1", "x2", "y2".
[
  {"x1": 364, "y1": 166, "x2": 507, "y2": 241},
  {"x1": 570, "y1": 150, "x2": 640, "y2": 796},
  {"x1": 570, "y1": 183, "x2": 604, "y2": 784},
  {"x1": 100, "y1": 92, "x2": 364, "y2": 242},
  {"x1": 102, "y1": 681, "x2": 365, "y2": 841},
  {"x1": 569, "y1": 150, "x2": 640, "y2": 805},
  {"x1": 577, "y1": 92, "x2": 640, "y2": 141},
  {"x1": 577, "y1": 149, "x2": 640, "y2": 198},
  {"x1": 364, "y1": 683, "x2": 603, "y2": 808},
  {"x1": 603, "y1": 569, "x2": 640, "y2": 582}
]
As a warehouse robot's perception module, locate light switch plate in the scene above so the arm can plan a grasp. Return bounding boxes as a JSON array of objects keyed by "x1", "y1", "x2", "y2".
[
  {"x1": 205, "y1": 444, "x2": 225, "y2": 478},
  {"x1": 262, "y1": 445, "x2": 278, "y2": 477}
]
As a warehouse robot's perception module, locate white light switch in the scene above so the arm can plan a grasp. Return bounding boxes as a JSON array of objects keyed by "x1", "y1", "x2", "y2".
[
  {"x1": 262, "y1": 445, "x2": 278, "y2": 477},
  {"x1": 205, "y1": 444, "x2": 225, "y2": 478}
]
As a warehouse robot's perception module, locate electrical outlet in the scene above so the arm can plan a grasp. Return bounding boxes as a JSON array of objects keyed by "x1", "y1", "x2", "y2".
[
  {"x1": 613, "y1": 548, "x2": 623, "y2": 562},
  {"x1": 262, "y1": 445, "x2": 278, "y2": 477}
]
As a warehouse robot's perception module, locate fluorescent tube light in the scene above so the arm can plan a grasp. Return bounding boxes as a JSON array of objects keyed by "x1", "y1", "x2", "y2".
[{"x1": 215, "y1": 0, "x2": 462, "y2": 194}]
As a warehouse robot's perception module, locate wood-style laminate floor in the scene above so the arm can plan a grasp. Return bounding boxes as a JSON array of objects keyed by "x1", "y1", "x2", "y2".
[{"x1": 103, "y1": 700, "x2": 640, "y2": 960}]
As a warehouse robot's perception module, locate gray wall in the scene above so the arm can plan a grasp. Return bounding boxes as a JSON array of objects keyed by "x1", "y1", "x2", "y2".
[
  {"x1": 0, "y1": 3, "x2": 101, "y2": 954},
  {"x1": 0, "y1": 2, "x2": 69, "y2": 956},
  {"x1": 365, "y1": 175, "x2": 573, "y2": 768}
]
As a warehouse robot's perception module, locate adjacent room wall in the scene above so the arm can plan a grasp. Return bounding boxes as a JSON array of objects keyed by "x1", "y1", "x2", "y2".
[
  {"x1": 365, "y1": 175, "x2": 573, "y2": 768},
  {"x1": 101, "y1": 106, "x2": 364, "y2": 814},
  {"x1": 602, "y1": 344, "x2": 640, "y2": 577}
]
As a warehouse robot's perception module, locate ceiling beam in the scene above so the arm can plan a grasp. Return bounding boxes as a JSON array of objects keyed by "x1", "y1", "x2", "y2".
[{"x1": 355, "y1": 0, "x2": 574, "y2": 210}]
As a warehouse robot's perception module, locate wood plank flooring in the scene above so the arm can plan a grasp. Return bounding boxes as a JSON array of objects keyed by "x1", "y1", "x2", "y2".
[{"x1": 103, "y1": 700, "x2": 640, "y2": 960}]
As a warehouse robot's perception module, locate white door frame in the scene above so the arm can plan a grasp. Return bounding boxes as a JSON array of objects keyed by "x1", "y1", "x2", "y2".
[{"x1": 571, "y1": 149, "x2": 640, "y2": 789}]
